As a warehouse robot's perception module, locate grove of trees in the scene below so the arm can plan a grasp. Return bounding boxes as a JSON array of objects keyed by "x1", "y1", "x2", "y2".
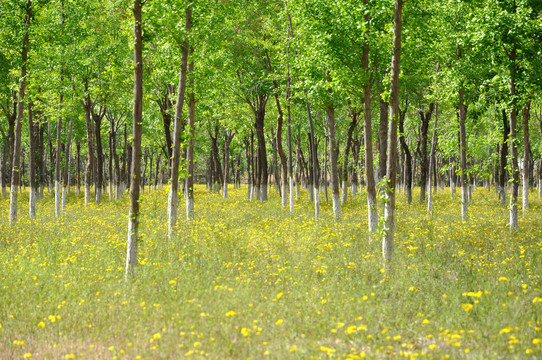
[{"x1": 1, "y1": 0, "x2": 541, "y2": 275}]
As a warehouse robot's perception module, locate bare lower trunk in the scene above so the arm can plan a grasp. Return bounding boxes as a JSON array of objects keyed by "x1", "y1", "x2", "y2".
[
  {"x1": 9, "y1": 1, "x2": 30, "y2": 225},
  {"x1": 126, "y1": 0, "x2": 144, "y2": 278},
  {"x1": 508, "y1": 48, "x2": 519, "y2": 230},
  {"x1": 167, "y1": 3, "x2": 191, "y2": 238},
  {"x1": 383, "y1": 0, "x2": 403, "y2": 262},
  {"x1": 522, "y1": 101, "x2": 530, "y2": 215}
]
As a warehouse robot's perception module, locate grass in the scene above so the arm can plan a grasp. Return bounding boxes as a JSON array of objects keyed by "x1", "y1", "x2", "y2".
[{"x1": 0, "y1": 184, "x2": 541, "y2": 359}]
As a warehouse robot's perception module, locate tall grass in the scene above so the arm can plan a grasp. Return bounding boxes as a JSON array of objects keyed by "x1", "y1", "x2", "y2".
[{"x1": 0, "y1": 185, "x2": 541, "y2": 359}]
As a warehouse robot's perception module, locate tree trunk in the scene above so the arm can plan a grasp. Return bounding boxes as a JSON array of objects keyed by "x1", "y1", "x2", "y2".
[
  {"x1": 382, "y1": 0, "x2": 403, "y2": 262},
  {"x1": 378, "y1": 97, "x2": 389, "y2": 180},
  {"x1": 76, "y1": 140, "x2": 81, "y2": 195},
  {"x1": 522, "y1": 100, "x2": 531, "y2": 215},
  {"x1": 9, "y1": 1, "x2": 31, "y2": 225},
  {"x1": 418, "y1": 103, "x2": 434, "y2": 203},
  {"x1": 28, "y1": 102, "x2": 38, "y2": 219},
  {"x1": 361, "y1": 7, "x2": 377, "y2": 232},
  {"x1": 222, "y1": 131, "x2": 234, "y2": 198},
  {"x1": 326, "y1": 102, "x2": 341, "y2": 220},
  {"x1": 398, "y1": 106, "x2": 412, "y2": 204},
  {"x1": 92, "y1": 106, "x2": 106, "y2": 204},
  {"x1": 186, "y1": 57, "x2": 195, "y2": 218},
  {"x1": 126, "y1": 0, "x2": 144, "y2": 277},
  {"x1": 508, "y1": 47, "x2": 519, "y2": 229},
  {"x1": 82, "y1": 91, "x2": 95, "y2": 207},
  {"x1": 55, "y1": 96, "x2": 63, "y2": 216},
  {"x1": 458, "y1": 84, "x2": 468, "y2": 222},
  {"x1": 427, "y1": 98, "x2": 439, "y2": 214},
  {"x1": 62, "y1": 119, "x2": 72, "y2": 210},
  {"x1": 341, "y1": 112, "x2": 358, "y2": 204},
  {"x1": 498, "y1": 109, "x2": 510, "y2": 205},
  {"x1": 167, "y1": 1, "x2": 191, "y2": 239}
]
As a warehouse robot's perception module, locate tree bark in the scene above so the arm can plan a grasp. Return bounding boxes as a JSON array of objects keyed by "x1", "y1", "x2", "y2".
[
  {"x1": 9, "y1": 0, "x2": 31, "y2": 225},
  {"x1": 378, "y1": 97, "x2": 389, "y2": 180},
  {"x1": 185, "y1": 56, "x2": 195, "y2": 218},
  {"x1": 398, "y1": 106, "x2": 412, "y2": 204},
  {"x1": 361, "y1": 6, "x2": 377, "y2": 232},
  {"x1": 326, "y1": 102, "x2": 341, "y2": 220},
  {"x1": 62, "y1": 118, "x2": 72, "y2": 210},
  {"x1": 167, "y1": 1, "x2": 191, "y2": 239},
  {"x1": 382, "y1": 0, "x2": 403, "y2": 262},
  {"x1": 126, "y1": 0, "x2": 144, "y2": 277},
  {"x1": 418, "y1": 103, "x2": 434, "y2": 203},
  {"x1": 508, "y1": 46, "x2": 519, "y2": 229},
  {"x1": 92, "y1": 105, "x2": 106, "y2": 204},
  {"x1": 458, "y1": 85, "x2": 468, "y2": 222},
  {"x1": 522, "y1": 100, "x2": 531, "y2": 215},
  {"x1": 82, "y1": 90, "x2": 95, "y2": 207},
  {"x1": 28, "y1": 101, "x2": 38, "y2": 219},
  {"x1": 427, "y1": 101, "x2": 439, "y2": 214},
  {"x1": 341, "y1": 111, "x2": 358, "y2": 204}
]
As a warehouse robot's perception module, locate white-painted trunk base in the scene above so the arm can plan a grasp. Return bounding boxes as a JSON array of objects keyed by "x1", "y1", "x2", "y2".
[
  {"x1": 309, "y1": 185, "x2": 314, "y2": 202},
  {"x1": 341, "y1": 181, "x2": 347, "y2": 204},
  {"x1": 9, "y1": 185, "x2": 18, "y2": 224},
  {"x1": 461, "y1": 185, "x2": 469, "y2": 222},
  {"x1": 332, "y1": 193, "x2": 341, "y2": 220},
  {"x1": 186, "y1": 197, "x2": 194, "y2": 220},
  {"x1": 314, "y1": 188, "x2": 320, "y2": 220},
  {"x1": 382, "y1": 197, "x2": 394, "y2": 262},
  {"x1": 289, "y1": 177, "x2": 294, "y2": 213},
  {"x1": 522, "y1": 179, "x2": 528, "y2": 214},
  {"x1": 260, "y1": 184, "x2": 268, "y2": 202},
  {"x1": 85, "y1": 186, "x2": 91, "y2": 207},
  {"x1": 125, "y1": 211, "x2": 138, "y2": 278},
  {"x1": 167, "y1": 188, "x2": 178, "y2": 239},
  {"x1": 55, "y1": 181, "x2": 61, "y2": 217},
  {"x1": 352, "y1": 184, "x2": 358, "y2": 197},
  {"x1": 29, "y1": 188, "x2": 36, "y2": 219},
  {"x1": 95, "y1": 188, "x2": 101, "y2": 205}
]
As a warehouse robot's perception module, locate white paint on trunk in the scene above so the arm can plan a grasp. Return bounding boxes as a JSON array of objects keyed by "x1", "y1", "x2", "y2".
[
  {"x1": 186, "y1": 197, "x2": 194, "y2": 220},
  {"x1": 29, "y1": 187, "x2": 36, "y2": 219},
  {"x1": 510, "y1": 195, "x2": 518, "y2": 228},
  {"x1": 289, "y1": 177, "x2": 294, "y2": 213},
  {"x1": 62, "y1": 186, "x2": 67, "y2": 210},
  {"x1": 223, "y1": 183, "x2": 228, "y2": 198},
  {"x1": 295, "y1": 180, "x2": 300, "y2": 200},
  {"x1": 538, "y1": 179, "x2": 541, "y2": 200},
  {"x1": 522, "y1": 176, "x2": 528, "y2": 214},
  {"x1": 260, "y1": 184, "x2": 268, "y2": 202},
  {"x1": 332, "y1": 193, "x2": 341, "y2": 220},
  {"x1": 109, "y1": 181, "x2": 113, "y2": 201},
  {"x1": 95, "y1": 188, "x2": 101, "y2": 205},
  {"x1": 368, "y1": 195, "x2": 378, "y2": 233},
  {"x1": 167, "y1": 187, "x2": 178, "y2": 239},
  {"x1": 341, "y1": 181, "x2": 347, "y2": 204},
  {"x1": 461, "y1": 184, "x2": 468, "y2": 222},
  {"x1": 382, "y1": 195, "x2": 394, "y2": 261},
  {"x1": 254, "y1": 185, "x2": 260, "y2": 201},
  {"x1": 282, "y1": 182, "x2": 287, "y2": 207},
  {"x1": 55, "y1": 180, "x2": 61, "y2": 217},
  {"x1": 125, "y1": 210, "x2": 138, "y2": 278},
  {"x1": 314, "y1": 187, "x2": 320, "y2": 221},
  {"x1": 9, "y1": 184, "x2": 18, "y2": 224},
  {"x1": 84, "y1": 185, "x2": 91, "y2": 207},
  {"x1": 351, "y1": 184, "x2": 357, "y2": 197},
  {"x1": 308, "y1": 184, "x2": 314, "y2": 202}
]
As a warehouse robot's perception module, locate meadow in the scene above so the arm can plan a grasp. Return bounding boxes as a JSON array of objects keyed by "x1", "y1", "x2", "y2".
[{"x1": 0, "y1": 184, "x2": 541, "y2": 359}]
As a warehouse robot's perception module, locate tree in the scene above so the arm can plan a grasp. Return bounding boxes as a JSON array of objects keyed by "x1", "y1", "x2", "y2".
[
  {"x1": 382, "y1": 0, "x2": 403, "y2": 262},
  {"x1": 126, "y1": 0, "x2": 144, "y2": 277}
]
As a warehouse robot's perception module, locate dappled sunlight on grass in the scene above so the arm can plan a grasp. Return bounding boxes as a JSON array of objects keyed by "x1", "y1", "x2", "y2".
[{"x1": 0, "y1": 185, "x2": 541, "y2": 359}]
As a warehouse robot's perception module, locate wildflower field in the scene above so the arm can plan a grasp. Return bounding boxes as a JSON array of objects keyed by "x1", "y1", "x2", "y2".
[{"x1": 0, "y1": 185, "x2": 541, "y2": 359}]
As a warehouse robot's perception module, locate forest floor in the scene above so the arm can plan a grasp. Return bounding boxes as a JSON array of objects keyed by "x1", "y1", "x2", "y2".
[{"x1": 0, "y1": 184, "x2": 541, "y2": 359}]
